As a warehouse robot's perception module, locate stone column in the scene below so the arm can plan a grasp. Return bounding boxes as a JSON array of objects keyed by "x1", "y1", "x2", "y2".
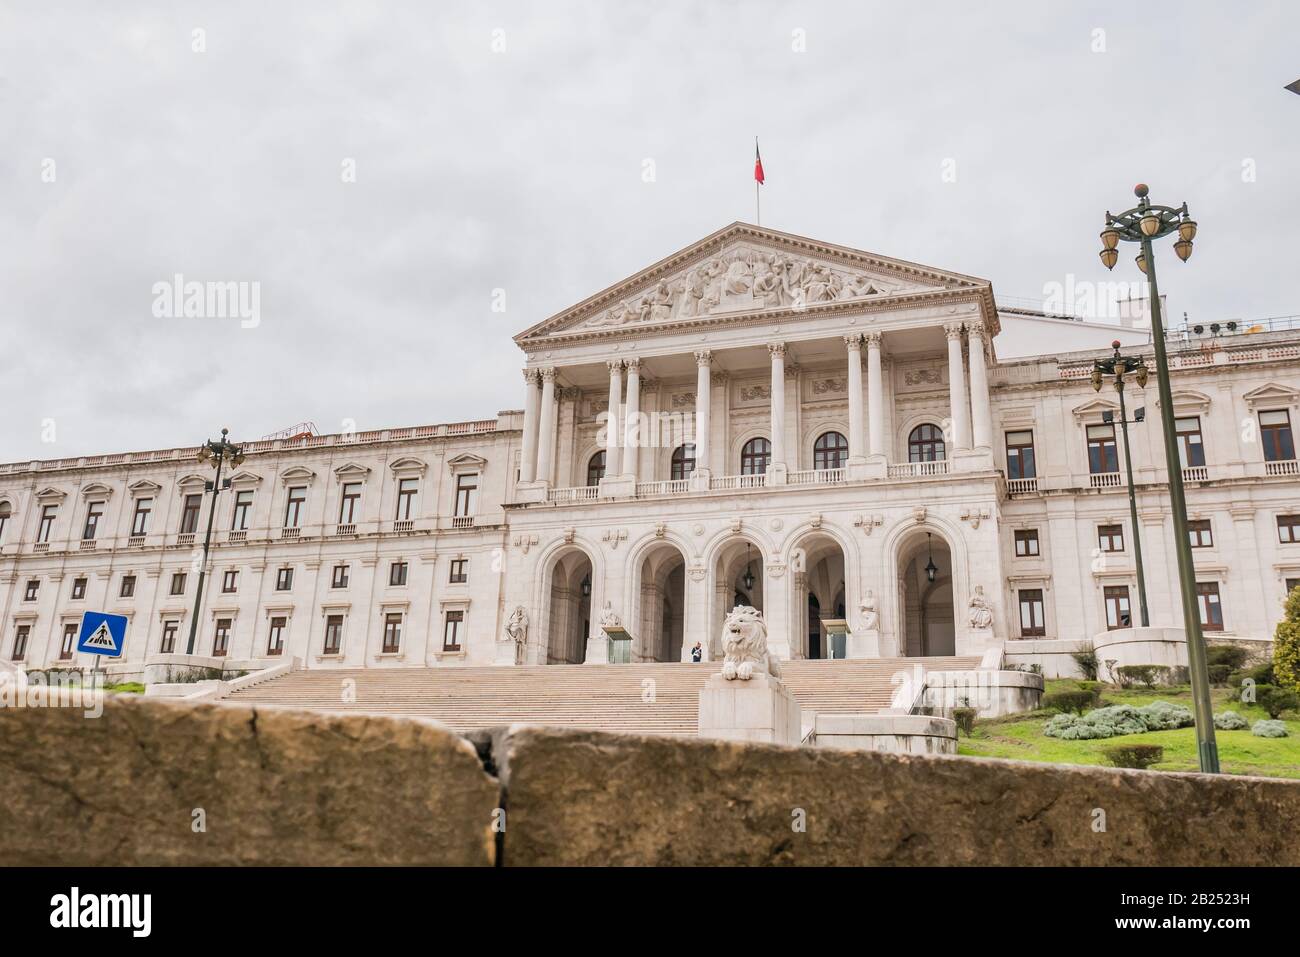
[
  {"x1": 535, "y1": 368, "x2": 558, "y2": 486},
  {"x1": 845, "y1": 334, "x2": 866, "y2": 464},
  {"x1": 622, "y1": 358, "x2": 641, "y2": 481},
  {"x1": 967, "y1": 321, "x2": 993, "y2": 453},
  {"x1": 605, "y1": 360, "x2": 624, "y2": 478},
  {"x1": 866, "y1": 331, "x2": 885, "y2": 460},
  {"x1": 768, "y1": 343, "x2": 787, "y2": 482},
  {"x1": 519, "y1": 369, "x2": 541, "y2": 484},
  {"x1": 692, "y1": 351, "x2": 712, "y2": 488},
  {"x1": 944, "y1": 323, "x2": 971, "y2": 453}
]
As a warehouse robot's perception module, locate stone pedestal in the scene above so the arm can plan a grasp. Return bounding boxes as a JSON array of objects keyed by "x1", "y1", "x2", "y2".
[
  {"x1": 584, "y1": 633, "x2": 610, "y2": 664},
  {"x1": 598, "y1": 475, "x2": 636, "y2": 499},
  {"x1": 688, "y1": 469, "x2": 712, "y2": 493},
  {"x1": 766, "y1": 463, "x2": 787, "y2": 485},
  {"x1": 846, "y1": 629, "x2": 880, "y2": 659},
  {"x1": 698, "y1": 672, "x2": 801, "y2": 745},
  {"x1": 513, "y1": 481, "x2": 548, "y2": 504},
  {"x1": 957, "y1": 626, "x2": 995, "y2": 657}
]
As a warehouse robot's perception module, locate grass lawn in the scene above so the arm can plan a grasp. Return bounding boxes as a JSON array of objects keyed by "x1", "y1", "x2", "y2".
[{"x1": 958, "y1": 679, "x2": 1300, "y2": 779}]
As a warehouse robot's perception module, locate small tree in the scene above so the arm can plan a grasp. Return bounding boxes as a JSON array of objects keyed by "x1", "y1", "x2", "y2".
[
  {"x1": 951, "y1": 707, "x2": 977, "y2": 737},
  {"x1": 1254, "y1": 685, "x2": 1300, "y2": 720},
  {"x1": 1102, "y1": 744, "x2": 1164, "y2": 770},
  {"x1": 1071, "y1": 644, "x2": 1099, "y2": 681},
  {"x1": 1274, "y1": 586, "x2": 1300, "y2": 694}
]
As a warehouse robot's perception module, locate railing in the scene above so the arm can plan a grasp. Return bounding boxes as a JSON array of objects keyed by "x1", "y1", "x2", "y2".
[
  {"x1": 127, "y1": 535, "x2": 146, "y2": 547},
  {"x1": 450, "y1": 515, "x2": 474, "y2": 529},
  {"x1": 1090, "y1": 471, "x2": 1122, "y2": 489},
  {"x1": 788, "y1": 468, "x2": 846, "y2": 486},
  {"x1": 177, "y1": 532, "x2": 196, "y2": 546},
  {"x1": 635, "y1": 479, "x2": 689, "y2": 497},
  {"x1": 1265, "y1": 459, "x2": 1299, "y2": 477},
  {"x1": 393, "y1": 519, "x2": 414, "y2": 533},
  {"x1": 280, "y1": 527, "x2": 300, "y2": 539},
  {"x1": 79, "y1": 539, "x2": 96, "y2": 551},
  {"x1": 334, "y1": 523, "x2": 356, "y2": 536},
  {"x1": 33, "y1": 542, "x2": 49, "y2": 553},
  {"x1": 1182, "y1": 465, "x2": 1209, "y2": 483},
  {"x1": 710, "y1": 474, "x2": 767, "y2": 491},
  {"x1": 548, "y1": 486, "x2": 598, "y2": 504},
  {"x1": 228, "y1": 529, "x2": 248, "y2": 543},
  {"x1": 887, "y1": 460, "x2": 949, "y2": 479},
  {"x1": 1006, "y1": 477, "x2": 1038, "y2": 495}
]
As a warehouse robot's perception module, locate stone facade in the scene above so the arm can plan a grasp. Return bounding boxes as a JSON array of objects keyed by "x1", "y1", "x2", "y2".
[{"x1": 3, "y1": 223, "x2": 1300, "y2": 672}]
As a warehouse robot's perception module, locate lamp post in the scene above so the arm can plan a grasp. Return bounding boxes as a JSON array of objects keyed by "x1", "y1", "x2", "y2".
[
  {"x1": 185, "y1": 428, "x2": 245, "y2": 655},
  {"x1": 1091, "y1": 341, "x2": 1151, "y2": 628},
  {"x1": 1098, "y1": 184, "x2": 1218, "y2": 773}
]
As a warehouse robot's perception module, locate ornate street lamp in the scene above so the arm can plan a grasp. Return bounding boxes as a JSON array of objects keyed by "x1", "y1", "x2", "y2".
[
  {"x1": 924, "y1": 533, "x2": 938, "y2": 584},
  {"x1": 1097, "y1": 184, "x2": 1218, "y2": 773},
  {"x1": 1093, "y1": 341, "x2": 1151, "y2": 627},
  {"x1": 186, "y1": 428, "x2": 245, "y2": 655}
]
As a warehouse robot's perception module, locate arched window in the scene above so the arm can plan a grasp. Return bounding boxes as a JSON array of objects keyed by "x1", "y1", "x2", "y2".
[
  {"x1": 908, "y1": 424, "x2": 946, "y2": 462},
  {"x1": 670, "y1": 444, "x2": 695, "y2": 481},
  {"x1": 586, "y1": 451, "x2": 606, "y2": 486},
  {"x1": 741, "y1": 437, "x2": 771, "y2": 475},
  {"x1": 0, "y1": 501, "x2": 9, "y2": 541},
  {"x1": 813, "y1": 431, "x2": 849, "y2": 470}
]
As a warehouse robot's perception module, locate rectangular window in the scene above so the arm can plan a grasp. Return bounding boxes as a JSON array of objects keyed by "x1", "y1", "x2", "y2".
[
  {"x1": 222, "y1": 570, "x2": 238, "y2": 593},
  {"x1": 213, "y1": 618, "x2": 231, "y2": 656},
  {"x1": 231, "y1": 490, "x2": 253, "y2": 530},
  {"x1": 71, "y1": 577, "x2": 87, "y2": 600},
  {"x1": 160, "y1": 620, "x2": 179, "y2": 654},
  {"x1": 1175, "y1": 417, "x2": 1206, "y2": 468},
  {"x1": 454, "y1": 474, "x2": 478, "y2": 517},
  {"x1": 443, "y1": 610, "x2": 464, "y2": 652},
  {"x1": 284, "y1": 486, "x2": 307, "y2": 528},
  {"x1": 323, "y1": 614, "x2": 344, "y2": 655},
  {"x1": 180, "y1": 493, "x2": 203, "y2": 534},
  {"x1": 38, "y1": 504, "x2": 57, "y2": 543},
  {"x1": 1013, "y1": 529, "x2": 1040, "y2": 557},
  {"x1": 449, "y1": 559, "x2": 468, "y2": 584},
  {"x1": 83, "y1": 501, "x2": 105, "y2": 540},
  {"x1": 1260, "y1": 410, "x2": 1296, "y2": 463},
  {"x1": 1278, "y1": 514, "x2": 1300, "y2": 544},
  {"x1": 382, "y1": 613, "x2": 402, "y2": 654},
  {"x1": 267, "y1": 616, "x2": 287, "y2": 656},
  {"x1": 275, "y1": 567, "x2": 293, "y2": 591},
  {"x1": 1018, "y1": 589, "x2": 1046, "y2": 637},
  {"x1": 119, "y1": 574, "x2": 136, "y2": 598},
  {"x1": 132, "y1": 498, "x2": 153, "y2": 536},
  {"x1": 1005, "y1": 430, "x2": 1037, "y2": 480},
  {"x1": 13, "y1": 624, "x2": 31, "y2": 660},
  {"x1": 1098, "y1": 524, "x2": 1125, "y2": 553},
  {"x1": 1286, "y1": 578, "x2": 1300, "y2": 597},
  {"x1": 339, "y1": 482, "x2": 362, "y2": 524},
  {"x1": 395, "y1": 477, "x2": 419, "y2": 520},
  {"x1": 1087, "y1": 424, "x2": 1119, "y2": 474},
  {"x1": 170, "y1": 572, "x2": 187, "y2": 596},
  {"x1": 1188, "y1": 519, "x2": 1213, "y2": 548},
  {"x1": 331, "y1": 564, "x2": 349, "y2": 588},
  {"x1": 389, "y1": 561, "x2": 408, "y2": 587},
  {"x1": 60, "y1": 623, "x2": 77, "y2": 659},
  {"x1": 24, "y1": 580, "x2": 39, "y2": 601},
  {"x1": 1104, "y1": 586, "x2": 1132, "y2": 630},
  {"x1": 1197, "y1": 582, "x2": 1224, "y2": 632}
]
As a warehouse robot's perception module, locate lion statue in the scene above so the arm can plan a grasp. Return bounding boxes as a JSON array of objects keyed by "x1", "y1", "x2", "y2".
[{"x1": 719, "y1": 605, "x2": 781, "y2": 681}]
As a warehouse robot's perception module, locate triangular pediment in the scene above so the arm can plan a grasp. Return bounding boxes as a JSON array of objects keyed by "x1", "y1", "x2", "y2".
[
  {"x1": 1243, "y1": 382, "x2": 1300, "y2": 409},
  {"x1": 1071, "y1": 398, "x2": 1120, "y2": 421},
  {"x1": 446, "y1": 452, "x2": 488, "y2": 473},
  {"x1": 332, "y1": 462, "x2": 371, "y2": 478},
  {"x1": 128, "y1": 479, "x2": 163, "y2": 496},
  {"x1": 516, "y1": 222, "x2": 991, "y2": 345}
]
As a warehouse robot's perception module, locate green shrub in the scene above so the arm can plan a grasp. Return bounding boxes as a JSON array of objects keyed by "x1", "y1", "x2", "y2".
[
  {"x1": 1102, "y1": 744, "x2": 1164, "y2": 770},
  {"x1": 1254, "y1": 685, "x2": 1300, "y2": 720},
  {"x1": 1116, "y1": 664, "x2": 1168, "y2": 689},
  {"x1": 1042, "y1": 691, "x2": 1095, "y2": 715},
  {"x1": 163, "y1": 665, "x2": 224, "y2": 684},
  {"x1": 1207, "y1": 664, "x2": 1232, "y2": 686},
  {"x1": 104, "y1": 681, "x2": 145, "y2": 695},
  {"x1": 1213, "y1": 711, "x2": 1249, "y2": 731},
  {"x1": 1275, "y1": 586, "x2": 1300, "y2": 693},
  {"x1": 1071, "y1": 645, "x2": 1099, "y2": 681},
  {"x1": 951, "y1": 707, "x2": 977, "y2": 737},
  {"x1": 1230, "y1": 662, "x2": 1276, "y2": 689},
  {"x1": 1251, "y1": 720, "x2": 1289, "y2": 739},
  {"x1": 1207, "y1": 644, "x2": 1249, "y2": 671},
  {"x1": 1042, "y1": 701, "x2": 1193, "y2": 740}
]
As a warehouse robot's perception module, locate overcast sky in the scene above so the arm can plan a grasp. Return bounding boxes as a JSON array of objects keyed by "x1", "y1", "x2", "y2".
[{"x1": 2, "y1": 1, "x2": 1297, "y2": 462}]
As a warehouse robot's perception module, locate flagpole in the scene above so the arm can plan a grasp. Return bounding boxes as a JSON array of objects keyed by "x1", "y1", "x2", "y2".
[{"x1": 755, "y1": 136, "x2": 761, "y2": 225}]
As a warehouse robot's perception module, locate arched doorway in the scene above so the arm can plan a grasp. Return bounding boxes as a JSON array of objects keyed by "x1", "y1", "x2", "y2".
[
  {"x1": 896, "y1": 531, "x2": 955, "y2": 656},
  {"x1": 711, "y1": 537, "x2": 765, "y2": 658},
  {"x1": 792, "y1": 532, "x2": 848, "y2": 659},
  {"x1": 633, "y1": 542, "x2": 687, "y2": 662},
  {"x1": 545, "y1": 548, "x2": 593, "y2": 664}
]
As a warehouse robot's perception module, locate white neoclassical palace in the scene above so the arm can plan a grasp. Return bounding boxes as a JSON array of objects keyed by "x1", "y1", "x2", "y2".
[{"x1": 3, "y1": 223, "x2": 1300, "y2": 675}]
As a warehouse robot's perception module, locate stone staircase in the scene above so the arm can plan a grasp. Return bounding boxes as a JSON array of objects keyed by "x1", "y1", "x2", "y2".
[{"x1": 225, "y1": 656, "x2": 982, "y2": 736}]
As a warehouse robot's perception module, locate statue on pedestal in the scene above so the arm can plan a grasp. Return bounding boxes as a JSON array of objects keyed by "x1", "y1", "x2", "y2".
[
  {"x1": 968, "y1": 585, "x2": 994, "y2": 630},
  {"x1": 720, "y1": 606, "x2": 781, "y2": 680},
  {"x1": 506, "y1": 606, "x2": 529, "y2": 666},
  {"x1": 859, "y1": 590, "x2": 879, "y2": 631}
]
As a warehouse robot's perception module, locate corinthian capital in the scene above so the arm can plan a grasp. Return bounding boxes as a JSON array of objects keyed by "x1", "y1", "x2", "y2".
[
  {"x1": 943, "y1": 321, "x2": 966, "y2": 341},
  {"x1": 864, "y1": 331, "x2": 883, "y2": 348},
  {"x1": 767, "y1": 342, "x2": 787, "y2": 359},
  {"x1": 623, "y1": 356, "x2": 641, "y2": 373},
  {"x1": 966, "y1": 320, "x2": 987, "y2": 341},
  {"x1": 523, "y1": 368, "x2": 540, "y2": 385},
  {"x1": 843, "y1": 333, "x2": 864, "y2": 350},
  {"x1": 694, "y1": 350, "x2": 713, "y2": 367},
  {"x1": 606, "y1": 359, "x2": 624, "y2": 374}
]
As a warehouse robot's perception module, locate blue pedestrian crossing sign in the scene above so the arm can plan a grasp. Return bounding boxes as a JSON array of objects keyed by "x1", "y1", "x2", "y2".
[{"x1": 77, "y1": 611, "x2": 128, "y2": 657}]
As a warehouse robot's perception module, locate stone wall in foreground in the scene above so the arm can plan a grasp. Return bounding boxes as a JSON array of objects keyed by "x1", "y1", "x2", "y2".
[{"x1": 1, "y1": 694, "x2": 1297, "y2": 866}]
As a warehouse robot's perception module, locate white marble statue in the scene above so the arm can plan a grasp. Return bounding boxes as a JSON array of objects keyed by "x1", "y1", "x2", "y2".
[
  {"x1": 506, "y1": 605, "x2": 528, "y2": 644},
  {"x1": 723, "y1": 253, "x2": 753, "y2": 296},
  {"x1": 968, "y1": 585, "x2": 994, "y2": 629},
  {"x1": 859, "y1": 590, "x2": 878, "y2": 631},
  {"x1": 599, "y1": 601, "x2": 622, "y2": 631},
  {"x1": 719, "y1": 605, "x2": 781, "y2": 681}
]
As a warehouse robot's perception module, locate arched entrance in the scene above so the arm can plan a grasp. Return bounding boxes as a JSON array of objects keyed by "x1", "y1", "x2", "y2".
[
  {"x1": 710, "y1": 537, "x2": 765, "y2": 658},
  {"x1": 792, "y1": 532, "x2": 847, "y2": 659},
  {"x1": 545, "y1": 547, "x2": 593, "y2": 664},
  {"x1": 633, "y1": 541, "x2": 687, "y2": 662},
  {"x1": 897, "y1": 530, "x2": 955, "y2": 656}
]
